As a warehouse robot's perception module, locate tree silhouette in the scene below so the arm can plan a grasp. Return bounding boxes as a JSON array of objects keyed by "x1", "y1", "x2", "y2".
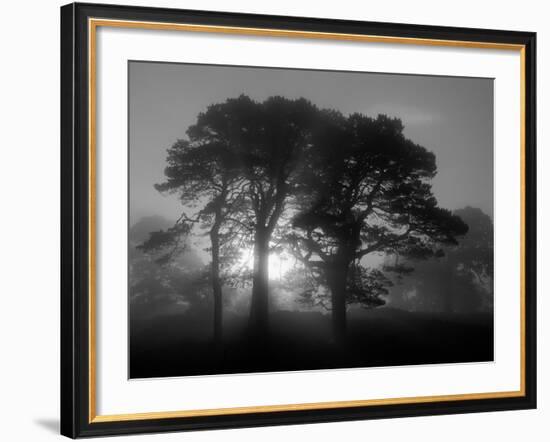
[
  {"x1": 146, "y1": 96, "x2": 471, "y2": 344},
  {"x1": 285, "y1": 260, "x2": 391, "y2": 313},
  {"x1": 150, "y1": 123, "x2": 246, "y2": 344},
  {"x1": 290, "y1": 112, "x2": 468, "y2": 341},
  {"x1": 450, "y1": 206, "x2": 493, "y2": 296},
  {"x1": 185, "y1": 95, "x2": 319, "y2": 338},
  {"x1": 436, "y1": 206, "x2": 493, "y2": 313}
]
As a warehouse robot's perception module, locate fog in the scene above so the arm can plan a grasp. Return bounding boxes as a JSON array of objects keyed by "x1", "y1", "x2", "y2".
[{"x1": 128, "y1": 62, "x2": 494, "y2": 378}]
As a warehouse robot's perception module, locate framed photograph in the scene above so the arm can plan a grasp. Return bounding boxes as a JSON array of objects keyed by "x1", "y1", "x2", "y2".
[{"x1": 60, "y1": 2, "x2": 536, "y2": 438}]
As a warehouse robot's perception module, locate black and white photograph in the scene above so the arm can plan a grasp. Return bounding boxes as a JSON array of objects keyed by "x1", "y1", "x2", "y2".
[
  {"x1": 0, "y1": 0, "x2": 544, "y2": 439},
  {"x1": 128, "y1": 61, "x2": 495, "y2": 379}
]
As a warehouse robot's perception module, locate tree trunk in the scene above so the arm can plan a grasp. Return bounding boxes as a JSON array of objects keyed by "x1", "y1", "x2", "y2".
[
  {"x1": 327, "y1": 262, "x2": 349, "y2": 343},
  {"x1": 210, "y1": 227, "x2": 223, "y2": 345},
  {"x1": 249, "y1": 227, "x2": 270, "y2": 339}
]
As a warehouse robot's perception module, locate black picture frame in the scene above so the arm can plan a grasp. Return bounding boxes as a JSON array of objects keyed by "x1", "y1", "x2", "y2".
[{"x1": 61, "y1": 2, "x2": 537, "y2": 438}]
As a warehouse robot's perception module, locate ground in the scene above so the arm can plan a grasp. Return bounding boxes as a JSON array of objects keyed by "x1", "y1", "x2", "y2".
[{"x1": 129, "y1": 305, "x2": 494, "y2": 379}]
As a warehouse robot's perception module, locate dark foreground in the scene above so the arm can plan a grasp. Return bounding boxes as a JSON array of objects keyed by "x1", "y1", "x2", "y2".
[{"x1": 129, "y1": 307, "x2": 493, "y2": 379}]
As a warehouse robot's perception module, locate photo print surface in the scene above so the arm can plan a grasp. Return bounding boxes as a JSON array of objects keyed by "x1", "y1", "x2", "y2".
[{"x1": 128, "y1": 61, "x2": 494, "y2": 379}]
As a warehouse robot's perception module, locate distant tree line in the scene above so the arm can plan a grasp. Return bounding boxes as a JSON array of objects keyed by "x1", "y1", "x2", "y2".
[{"x1": 139, "y1": 94, "x2": 468, "y2": 344}]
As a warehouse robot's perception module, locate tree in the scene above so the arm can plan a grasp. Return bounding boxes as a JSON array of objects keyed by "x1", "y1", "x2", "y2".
[
  {"x1": 185, "y1": 95, "x2": 319, "y2": 338},
  {"x1": 129, "y1": 217, "x2": 207, "y2": 319},
  {"x1": 385, "y1": 206, "x2": 493, "y2": 313},
  {"x1": 285, "y1": 260, "x2": 391, "y2": 313},
  {"x1": 290, "y1": 112, "x2": 468, "y2": 341},
  {"x1": 151, "y1": 123, "x2": 246, "y2": 344},
  {"x1": 450, "y1": 207, "x2": 493, "y2": 300}
]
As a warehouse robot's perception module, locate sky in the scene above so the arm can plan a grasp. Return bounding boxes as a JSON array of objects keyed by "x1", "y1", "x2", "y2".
[{"x1": 129, "y1": 61, "x2": 493, "y2": 226}]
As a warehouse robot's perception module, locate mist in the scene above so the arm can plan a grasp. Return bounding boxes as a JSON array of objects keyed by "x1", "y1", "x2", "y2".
[{"x1": 128, "y1": 62, "x2": 494, "y2": 379}]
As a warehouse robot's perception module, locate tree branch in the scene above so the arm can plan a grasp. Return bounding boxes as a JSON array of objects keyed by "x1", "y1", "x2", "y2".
[{"x1": 357, "y1": 226, "x2": 413, "y2": 259}]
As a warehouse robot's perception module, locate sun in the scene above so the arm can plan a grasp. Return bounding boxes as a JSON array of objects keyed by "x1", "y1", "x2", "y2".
[
  {"x1": 238, "y1": 249, "x2": 294, "y2": 281},
  {"x1": 268, "y1": 252, "x2": 294, "y2": 281}
]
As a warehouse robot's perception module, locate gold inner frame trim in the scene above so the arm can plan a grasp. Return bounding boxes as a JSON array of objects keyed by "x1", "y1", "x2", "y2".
[{"x1": 88, "y1": 17, "x2": 527, "y2": 424}]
